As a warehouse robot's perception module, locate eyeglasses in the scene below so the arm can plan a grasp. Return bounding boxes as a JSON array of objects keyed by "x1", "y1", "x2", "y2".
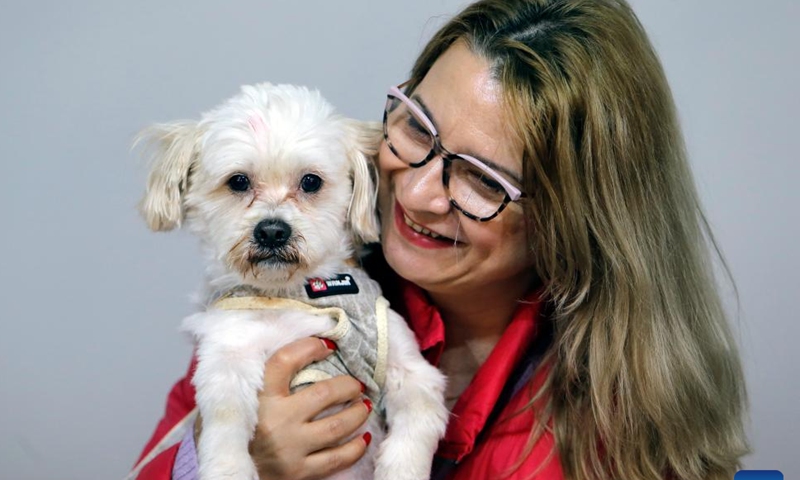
[{"x1": 382, "y1": 82, "x2": 526, "y2": 222}]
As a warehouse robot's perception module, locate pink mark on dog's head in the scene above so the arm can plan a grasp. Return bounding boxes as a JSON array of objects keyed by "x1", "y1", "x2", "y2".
[{"x1": 247, "y1": 114, "x2": 269, "y2": 140}]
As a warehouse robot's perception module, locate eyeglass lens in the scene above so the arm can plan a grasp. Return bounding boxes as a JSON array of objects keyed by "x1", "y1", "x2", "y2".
[{"x1": 384, "y1": 94, "x2": 511, "y2": 220}]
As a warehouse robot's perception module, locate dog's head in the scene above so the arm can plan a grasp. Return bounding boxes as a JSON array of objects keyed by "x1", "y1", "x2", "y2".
[{"x1": 137, "y1": 83, "x2": 381, "y2": 288}]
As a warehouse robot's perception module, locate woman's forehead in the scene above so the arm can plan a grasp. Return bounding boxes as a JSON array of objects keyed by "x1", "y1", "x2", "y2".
[
  {"x1": 414, "y1": 41, "x2": 524, "y2": 174},
  {"x1": 418, "y1": 42, "x2": 499, "y2": 116}
]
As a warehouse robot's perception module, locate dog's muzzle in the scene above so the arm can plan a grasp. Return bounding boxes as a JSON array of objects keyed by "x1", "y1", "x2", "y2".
[
  {"x1": 249, "y1": 218, "x2": 302, "y2": 266},
  {"x1": 254, "y1": 218, "x2": 292, "y2": 250}
]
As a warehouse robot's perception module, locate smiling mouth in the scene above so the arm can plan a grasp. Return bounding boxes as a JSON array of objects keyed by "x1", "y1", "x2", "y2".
[
  {"x1": 401, "y1": 212, "x2": 461, "y2": 243},
  {"x1": 402, "y1": 213, "x2": 442, "y2": 239}
]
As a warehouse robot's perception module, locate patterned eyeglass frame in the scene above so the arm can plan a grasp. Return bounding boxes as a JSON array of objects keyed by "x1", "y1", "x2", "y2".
[{"x1": 383, "y1": 82, "x2": 526, "y2": 222}]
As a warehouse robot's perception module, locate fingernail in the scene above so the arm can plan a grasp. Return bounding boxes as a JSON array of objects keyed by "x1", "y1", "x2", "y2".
[
  {"x1": 319, "y1": 338, "x2": 337, "y2": 351},
  {"x1": 362, "y1": 431, "x2": 372, "y2": 446},
  {"x1": 362, "y1": 398, "x2": 373, "y2": 414},
  {"x1": 359, "y1": 381, "x2": 366, "y2": 393}
]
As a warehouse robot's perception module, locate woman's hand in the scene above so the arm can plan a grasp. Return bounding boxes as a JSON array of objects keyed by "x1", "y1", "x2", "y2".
[{"x1": 249, "y1": 337, "x2": 372, "y2": 480}]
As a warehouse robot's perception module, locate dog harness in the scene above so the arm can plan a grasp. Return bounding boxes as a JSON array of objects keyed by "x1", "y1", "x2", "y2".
[
  {"x1": 124, "y1": 267, "x2": 392, "y2": 480},
  {"x1": 211, "y1": 266, "x2": 390, "y2": 413}
]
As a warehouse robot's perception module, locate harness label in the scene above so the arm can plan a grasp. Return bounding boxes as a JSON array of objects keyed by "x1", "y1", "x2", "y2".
[{"x1": 305, "y1": 274, "x2": 360, "y2": 298}]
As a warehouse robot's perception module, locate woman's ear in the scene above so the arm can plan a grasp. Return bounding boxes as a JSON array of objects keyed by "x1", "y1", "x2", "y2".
[
  {"x1": 343, "y1": 119, "x2": 382, "y2": 245},
  {"x1": 135, "y1": 121, "x2": 201, "y2": 232}
]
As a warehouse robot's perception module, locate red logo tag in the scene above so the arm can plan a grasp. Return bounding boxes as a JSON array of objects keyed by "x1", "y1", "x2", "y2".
[
  {"x1": 308, "y1": 278, "x2": 327, "y2": 292},
  {"x1": 304, "y1": 274, "x2": 359, "y2": 299}
]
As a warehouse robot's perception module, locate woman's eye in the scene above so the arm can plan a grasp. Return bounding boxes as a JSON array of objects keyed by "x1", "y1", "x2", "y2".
[
  {"x1": 300, "y1": 174, "x2": 323, "y2": 193},
  {"x1": 476, "y1": 173, "x2": 503, "y2": 193},
  {"x1": 405, "y1": 115, "x2": 432, "y2": 140},
  {"x1": 480, "y1": 176, "x2": 504, "y2": 193},
  {"x1": 227, "y1": 174, "x2": 251, "y2": 192},
  {"x1": 465, "y1": 167, "x2": 504, "y2": 194}
]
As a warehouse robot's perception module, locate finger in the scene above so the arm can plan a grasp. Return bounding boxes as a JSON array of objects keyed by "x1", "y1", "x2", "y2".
[
  {"x1": 262, "y1": 337, "x2": 336, "y2": 397},
  {"x1": 303, "y1": 431, "x2": 371, "y2": 479},
  {"x1": 293, "y1": 375, "x2": 364, "y2": 422},
  {"x1": 304, "y1": 398, "x2": 372, "y2": 452}
]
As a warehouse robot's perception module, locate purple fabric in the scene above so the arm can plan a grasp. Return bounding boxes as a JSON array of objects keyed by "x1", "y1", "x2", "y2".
[{"x1": 172, "y1": 427, "x2": 199, "y2": 480}]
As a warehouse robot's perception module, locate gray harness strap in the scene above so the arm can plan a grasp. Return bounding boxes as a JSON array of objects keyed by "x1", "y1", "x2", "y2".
[{"x1": 212, "y1": 267, "x2": 390, "y2": 414}]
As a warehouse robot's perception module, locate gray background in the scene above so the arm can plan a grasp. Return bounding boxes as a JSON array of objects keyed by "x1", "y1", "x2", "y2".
[{"x1": 0, "y1": 1, "x2": 796, "y2": 478}]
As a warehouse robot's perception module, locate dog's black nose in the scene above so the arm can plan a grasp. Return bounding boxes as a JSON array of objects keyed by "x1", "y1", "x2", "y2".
[{"x1": 254, "y1": 219, "x2": 292, "y2": 249}]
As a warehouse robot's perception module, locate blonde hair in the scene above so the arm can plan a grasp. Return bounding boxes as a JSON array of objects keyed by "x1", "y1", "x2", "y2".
[{"x1": 408, "y1": 1, "x2": 748, "y2": 478}]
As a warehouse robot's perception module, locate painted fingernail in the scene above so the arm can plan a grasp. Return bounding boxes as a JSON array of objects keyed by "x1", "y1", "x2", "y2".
[
  {"x1": 319, "y1": 338, "x2": 337, "y2": 351},
  {"x1": 359, "y1": 381, "x2": 366, "y2": 393},
  {"x1": 362, "y1": 432, "x2": 372, "y2": 446},
  {"x1": 362, "y1": 398, "x2": 373, "y2": 414}
]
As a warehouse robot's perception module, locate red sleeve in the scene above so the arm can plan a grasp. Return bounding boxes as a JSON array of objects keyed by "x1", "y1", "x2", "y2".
[{"x1": 132, "y1": 356, "x2": 198, "y2": 480}]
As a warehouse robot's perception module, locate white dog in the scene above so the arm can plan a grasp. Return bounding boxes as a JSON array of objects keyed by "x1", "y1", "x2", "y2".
[{"x1": 136, "y1": 83, "x2": 448, "y2": 480}]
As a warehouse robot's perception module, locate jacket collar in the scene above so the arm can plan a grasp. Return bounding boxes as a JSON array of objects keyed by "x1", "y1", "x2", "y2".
[{"x1": 399, "y1": 278, "x2": 546, "y2": 461}]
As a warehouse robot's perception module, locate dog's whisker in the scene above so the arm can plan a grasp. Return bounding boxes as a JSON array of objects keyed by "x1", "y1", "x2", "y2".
[{"x1": 229, "y1": 235, "x2": 248, "y2": 255}]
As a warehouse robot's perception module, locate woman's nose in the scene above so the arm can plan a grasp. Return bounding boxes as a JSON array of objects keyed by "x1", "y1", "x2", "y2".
[{"x1": 397, "y1": 156, "x2": 452, "y2": 216}]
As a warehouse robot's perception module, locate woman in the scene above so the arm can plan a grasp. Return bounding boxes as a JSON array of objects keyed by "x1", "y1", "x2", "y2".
[{"x1": 132, "y1": 0, "x2": 748, "y2": 478}]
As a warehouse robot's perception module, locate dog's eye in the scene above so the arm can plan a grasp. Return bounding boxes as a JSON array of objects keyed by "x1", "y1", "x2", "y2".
[
  {"x1": 227, "y1": 174, "x2": 251, "y2": 192},
  {"x1": 300, "y1": 174, "x2": 323, "y2": 193}
]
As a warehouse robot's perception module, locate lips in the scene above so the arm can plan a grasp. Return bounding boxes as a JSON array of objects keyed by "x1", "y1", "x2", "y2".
[
  {"x1": 403, "y1": 212, "x2": 443, "y2": 239},
  {"x1": 392, "y1": 201, "x2": 460, "y2": 248}
]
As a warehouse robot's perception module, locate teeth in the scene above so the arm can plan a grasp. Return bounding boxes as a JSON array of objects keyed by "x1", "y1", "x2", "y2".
[{"x1": 403, "y1": 213, "x2": 442, "y2": 239}]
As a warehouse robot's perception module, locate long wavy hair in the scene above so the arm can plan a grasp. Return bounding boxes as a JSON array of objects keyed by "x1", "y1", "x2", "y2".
[{"x1": 406, "y1": 1, "x2": 748, "y2": 479}]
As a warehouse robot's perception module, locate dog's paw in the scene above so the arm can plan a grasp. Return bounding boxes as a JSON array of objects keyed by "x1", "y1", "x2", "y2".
[
  {"x1": 199, "y1": 456, "x2": 259, "y2": 480},
  {"x1": 374, "y1": 440, "x2": 433, "y2": 480}
]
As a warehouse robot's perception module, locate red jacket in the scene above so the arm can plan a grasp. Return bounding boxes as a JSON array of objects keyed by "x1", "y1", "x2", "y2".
[{"x1": 131, "y1": 260, "x2": 563, "y2": 480}]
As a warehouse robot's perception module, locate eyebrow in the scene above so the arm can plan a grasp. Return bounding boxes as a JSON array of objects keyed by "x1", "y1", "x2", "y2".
[{"x1": 411, "y1": 94, "x2": 524, "y2": 185}]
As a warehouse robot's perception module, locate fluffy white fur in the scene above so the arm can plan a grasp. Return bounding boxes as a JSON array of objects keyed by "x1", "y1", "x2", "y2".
[{"x1": 138, "y1": 83, "x2": 448, "y2": 480}]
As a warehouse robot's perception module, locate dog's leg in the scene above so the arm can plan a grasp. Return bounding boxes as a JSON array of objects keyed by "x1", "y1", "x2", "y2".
[
  {"x1": 374, "y1": 311, "x2": 449, "y2": 480},
  {"x1": 191, "y1": 315, "x2": 271, "y2": 480}
]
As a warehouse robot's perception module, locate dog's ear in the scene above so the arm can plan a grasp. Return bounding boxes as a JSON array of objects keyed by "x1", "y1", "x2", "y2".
[
  {"x1": 135, "y1": 121, "x2": 202, "y2": 232},
  {"x1": 343, "y1": 119, "x2": 382, "y2": 245}
]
